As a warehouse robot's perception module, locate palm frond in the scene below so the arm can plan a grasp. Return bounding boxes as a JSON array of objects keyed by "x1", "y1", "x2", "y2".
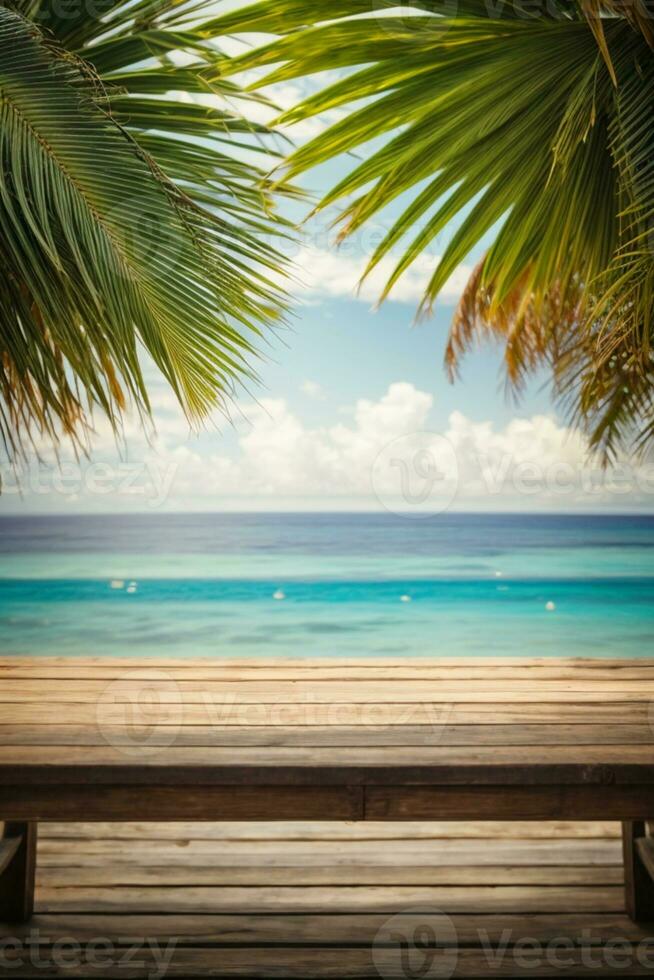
[
  {"x1": 214, "y1": 0, "x2": 654, "y2": 458},
  {"x1": 0, "y1": 0, "x2": 293, "y2": 460}
]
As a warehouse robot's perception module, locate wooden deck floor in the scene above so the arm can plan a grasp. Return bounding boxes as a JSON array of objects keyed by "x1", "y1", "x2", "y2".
[{"x1": 2, "y1": 820, "x2": 654, "y2": 977}]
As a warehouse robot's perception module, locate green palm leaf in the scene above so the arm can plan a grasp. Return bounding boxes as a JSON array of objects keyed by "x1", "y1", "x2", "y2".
[
  {"x1": 0, "y1": 0, "x2": 293, "y2": 460},
  {"x1": 215, "y1": 0, "x2": 654, "y2": 458}
]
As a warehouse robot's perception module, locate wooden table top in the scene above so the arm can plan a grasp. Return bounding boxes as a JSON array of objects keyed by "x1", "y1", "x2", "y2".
[{"x1": 1, "y1": 657, "x2": 654, "y2": 821}]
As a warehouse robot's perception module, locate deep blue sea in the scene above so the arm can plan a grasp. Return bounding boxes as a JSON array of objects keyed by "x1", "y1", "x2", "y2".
[{"x1": 0, "y1": 512, "x2": 653, "y2": 658}]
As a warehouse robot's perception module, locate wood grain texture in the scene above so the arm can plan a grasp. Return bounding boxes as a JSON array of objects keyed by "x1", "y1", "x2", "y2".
[
  {"x1": 37, "y1": 820, "x2": 622, "y2": 839},
  {"x1": 0, "y1": 786, "x2": 365, "y2": 822},
  {"x1": 3, "y1": 723, "x2": 654, "y2": 746},
  {"x1": 2, "y1": 702, "x2": 648, "y2": 724},
  {"x1": 1, "y1": 657, "x2": 653, "y2": 824},
  {"x1": 3, "y1": 946, "x2": 654, "y2": 977},
  {"x1": 2, "y1": 820, "x2": 654, "y2": 978}
]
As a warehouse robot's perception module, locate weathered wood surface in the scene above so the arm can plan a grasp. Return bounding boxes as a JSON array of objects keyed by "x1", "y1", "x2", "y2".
[
  {"x1": 1, "y1": 658, "x2": 653, "y2": 821},
  {"x1": 1, "y1": 820, "x2": 654, "y2": 977}
]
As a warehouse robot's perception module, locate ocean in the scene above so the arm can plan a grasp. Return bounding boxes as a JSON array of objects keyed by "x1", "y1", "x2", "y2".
[{"x1": 0, "y1": 512, "x2": 653, "y2": 659}]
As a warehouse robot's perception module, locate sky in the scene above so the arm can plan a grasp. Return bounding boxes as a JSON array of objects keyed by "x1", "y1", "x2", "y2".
[{"x1": 2, "y1": 10, "x2": 654, "y2": 515}]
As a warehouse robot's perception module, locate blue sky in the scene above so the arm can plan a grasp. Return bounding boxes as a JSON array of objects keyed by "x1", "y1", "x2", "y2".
[{"x1": 2, "y1": 15, "x2": 654, "y2": 515}]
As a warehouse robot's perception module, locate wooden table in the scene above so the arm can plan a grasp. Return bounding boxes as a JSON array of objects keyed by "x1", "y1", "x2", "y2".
[{"x1": 1, "y1": 656, "x2": 654, "y2": 925}]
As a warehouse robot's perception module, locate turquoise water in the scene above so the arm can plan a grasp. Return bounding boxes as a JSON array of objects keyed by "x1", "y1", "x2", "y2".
[{"x1": 0, "y1": 513, "x2": 653, "y2": 658}]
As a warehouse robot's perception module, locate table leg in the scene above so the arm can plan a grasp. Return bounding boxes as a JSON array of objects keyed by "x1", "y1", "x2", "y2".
[
  {"x1": 623, "y1": 820, "x2": 654, "y2": 922},
  {"x1": 0, "y1": 821, "x2": 37, "y2": 923}
]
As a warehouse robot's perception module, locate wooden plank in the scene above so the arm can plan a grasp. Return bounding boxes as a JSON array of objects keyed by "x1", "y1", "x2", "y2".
[
  {"x1": 2, "y1": 723, "x2": 653, "y2": 747},
  {"x1": 365, "y1": 786, "x2": 654, "y2": 821},
  {"x1": 0, "y1": 786, "x2": 365, "y2": 822},
  {"x1": 38, "y1": 820, "x2": 622, "y2": 840},
  {"x1": 3, "y1": 784, "x2": 654, "y2": 821},
  {"x1": 3, "y1": 743, "x2": 654, "y2": 770},
  {"x1": 34, "y1": 883, "x2": 624, "y2": 914},
  {"x1": 3, "y1": 679, "x2": 654, "y2": 701},
  {"x1": 3, "y1": 911, "x2": 651, "y2": 945},
  {"x1": 0, "y1": 822, "x2": 36, "y2": 923},
  {"x1": 34, "y1": 864, "x2": 623, "y2": 887},
  {"x1": 39, "y1": 835, "x2": 622, "y2": 868},
  {"x1": 3, "y1": 945, "x2": 654, "y2": 978},
  {"x1": 1, "y1": 701, "x2": 646, "y2": 725},
  {"x1": 0, "y1": 742, "x2": 654, "y2": 768},
  {"x1": 35, "y1": 837, "x2": 621, "y2": 867}
]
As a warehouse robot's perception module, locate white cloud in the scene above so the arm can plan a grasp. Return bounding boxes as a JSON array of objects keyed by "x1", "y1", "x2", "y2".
[
  {"x1": 301, "y1": 380, "x2": 325, "y2": 400},
  {"x1": 292, "y1": 245, "x2": 472, "y2": 306},
  {"x1": 8, "y1": 382, "x2": 652, "y2": 512},
  {"x1": 157, "y1": 384, "x2": 654, "y2": 510},
  {"x1": 21, "y1": 382, "x2": 654, "y2": 511}
]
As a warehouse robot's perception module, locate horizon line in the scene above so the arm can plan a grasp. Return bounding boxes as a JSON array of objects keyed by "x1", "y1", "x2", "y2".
[{"x1": 2, "y1": 509, "x2": 654, "y2": 519}]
